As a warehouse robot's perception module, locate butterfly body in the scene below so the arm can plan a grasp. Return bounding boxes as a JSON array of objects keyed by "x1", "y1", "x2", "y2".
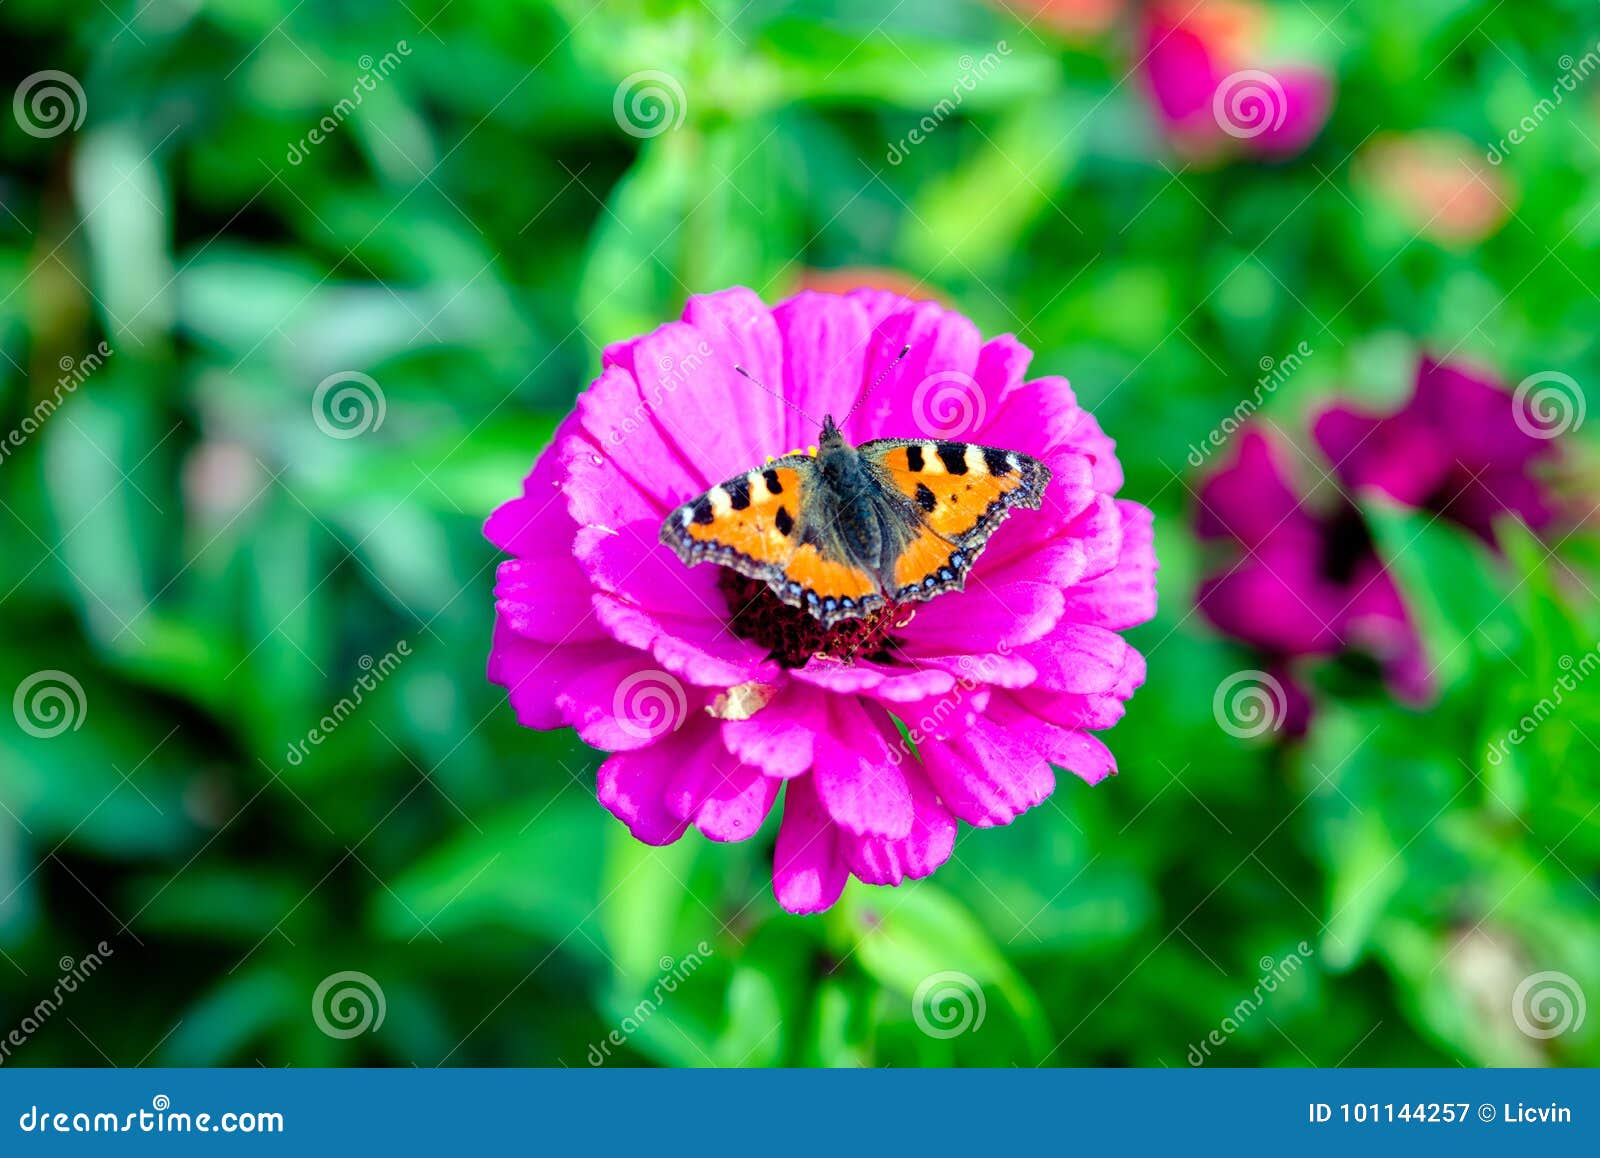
[{"x1": 660, "y1": 414, "x2": 1050, "y2": 629}]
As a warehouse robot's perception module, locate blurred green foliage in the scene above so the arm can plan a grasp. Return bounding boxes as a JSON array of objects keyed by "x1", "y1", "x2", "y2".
[{"x1": 1, "y1": 0, "x2": 1597, "y2": 1067}]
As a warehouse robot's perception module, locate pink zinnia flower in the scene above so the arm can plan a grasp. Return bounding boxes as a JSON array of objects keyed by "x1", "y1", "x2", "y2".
[
  {"x1": 1139, "y1": 0, "x2": 1332, "y2": 160},
  {"x1": 1195, "y1": 427, "x2": 1428, "y2": 731},
  {"x1": 1314, "y1": 356, "x2": 1565, "y2": 546},
  {"x1": 486, "y1": 287, "x2": 1156, "y2": 913}
]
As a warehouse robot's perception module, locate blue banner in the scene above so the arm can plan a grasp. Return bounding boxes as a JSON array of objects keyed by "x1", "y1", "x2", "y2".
[{"x1": 1, "y1": 1069, "x2": 1593, "y2": 1153}]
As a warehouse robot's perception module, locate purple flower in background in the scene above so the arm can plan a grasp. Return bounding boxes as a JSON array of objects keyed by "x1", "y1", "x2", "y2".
[
  {"x1": 1195, "y1": 427, "x2": 1428, "y2": 731},
  {"x1": 1139, "y1": 0, "x2": 1333, "y2": 160},
  {"x1": 1314, "y1": 357, "x2": 1565, "y2": 546},
  {"x1": 486, "y1": 287, "x2": 1157, "y2": 913}
]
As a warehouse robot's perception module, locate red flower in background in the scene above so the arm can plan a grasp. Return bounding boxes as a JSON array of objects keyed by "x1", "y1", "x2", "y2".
[
  {"x1": 1314, "y1": 357, "x2": 1565, "y2": 547},
  {"x1": 1195, "y1": 355, "x2": 1571, "y2": 734},
  {"x1": 1139, "y1": 0, "x2": 1333, "y2": 160},
  {"x1": 1196, "y1": 428, "x2": 1428, "y2": 734}
]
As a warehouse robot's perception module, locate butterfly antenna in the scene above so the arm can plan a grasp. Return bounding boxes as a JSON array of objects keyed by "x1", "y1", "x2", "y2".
[
  {"x1": 733, "y1": 363, "x2": 821, "y2": 427},
  {"x1": 842, "y1": 344, "x2": 912, "y2": 424}
]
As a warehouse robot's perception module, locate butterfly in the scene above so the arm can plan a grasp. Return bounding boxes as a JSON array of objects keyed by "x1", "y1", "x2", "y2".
[{"x1": 659, "y1": 397, "x2": 1051, "y2": 628}]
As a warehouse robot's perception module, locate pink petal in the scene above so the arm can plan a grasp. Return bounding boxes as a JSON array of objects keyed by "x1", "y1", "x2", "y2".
[
  {"x1": 844, "y1": 297, "x2": 982, "y2": 443},
  {"x1": 772, "y1": 291, "x2": 873, "y2": 448},
  {"x1": 791, "y1": 657, "x2": 955, "y2": 703},
  {"x1": 773, "y1": 774, "x2": 849, "y2": 914},
  {"x1": 842, "y1": 766, "x2": 957, "y2": 886},
  {"x1": 1021, "y1": 622, "x2": 1135, "y2": 695},
  {"x1": 1249, "y1": 67, "x2": 1334, "y2": 158},
  {"x1": 1063, "y1": 501, "x2": 1158, "y2": 630},
  {"x1": 575, "y1": 365, "x2": 708, "y2": 508},
  {"x1": 596, "y1": 724, "x2": 708, "y2": 846},
  {"x1": 493, "y1": 558, "x2": 605, "y2": 644},
  {"x1": 901, "y1": 579, "x2": 1065, "y2": 654},
  {"x1": 666, "y1": 757, "x2": 781, "y2": 843},
  {"x1": 722, "y1": 684, "x2": 825, "y2": 778},
  {"x1": 920, "y1": 716, "x2": 1056, "y2": 828},
  {"x1": 811, "y1": 698, "x2": 914, "y2": 839}
]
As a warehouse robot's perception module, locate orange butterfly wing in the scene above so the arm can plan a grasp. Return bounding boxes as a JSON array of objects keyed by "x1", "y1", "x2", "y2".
[
  {"x1": 861, "y1": 439, "x2": 1050, "y2": 602},
  {"x1": 659, "y1": 459, "x2": 886, "y2": 624}
]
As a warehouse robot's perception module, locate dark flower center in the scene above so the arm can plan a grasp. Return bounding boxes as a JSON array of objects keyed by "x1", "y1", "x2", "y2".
[
  {"x1": 718, "y1": 569, "x2": 910, "y2": 667},
  {"x1": 1317, "y1": 503, "x2": 1375, "y2": 587}
]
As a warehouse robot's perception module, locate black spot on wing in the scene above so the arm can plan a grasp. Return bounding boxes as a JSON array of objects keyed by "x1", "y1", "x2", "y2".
[
  {"x1": 915, "y1": 483, "x2": 937, "y2": 513},
  {"x1": 983, "y1": 448, "x2": 1011, "y2": 476},
  {"x1": 936, "y1": 443, "x2": 969, "y2": 475},
  {"x1": 762, "y1": 467, "x2": 783, "y2": 494},
  {"x1": 775, "y1": 506, "x2": 794, "y2": 537},
  {"x1": 905, "y1": 445, "x2": 925, "y2": 472},
  {"x1": 691, "y1": 496, "x2": 715, "y2": 525},
  {"x1": 725, "y1": 475, "x2": 752, "y2": 510}
]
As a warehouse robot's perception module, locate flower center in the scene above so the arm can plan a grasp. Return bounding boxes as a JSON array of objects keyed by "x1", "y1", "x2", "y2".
[
  {"x1": 1317, "y1": 502, "x2": 1375, "y2": 587},
  {"x1": 718, "y1": 569, "x2": 911, "y2": 667}
]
